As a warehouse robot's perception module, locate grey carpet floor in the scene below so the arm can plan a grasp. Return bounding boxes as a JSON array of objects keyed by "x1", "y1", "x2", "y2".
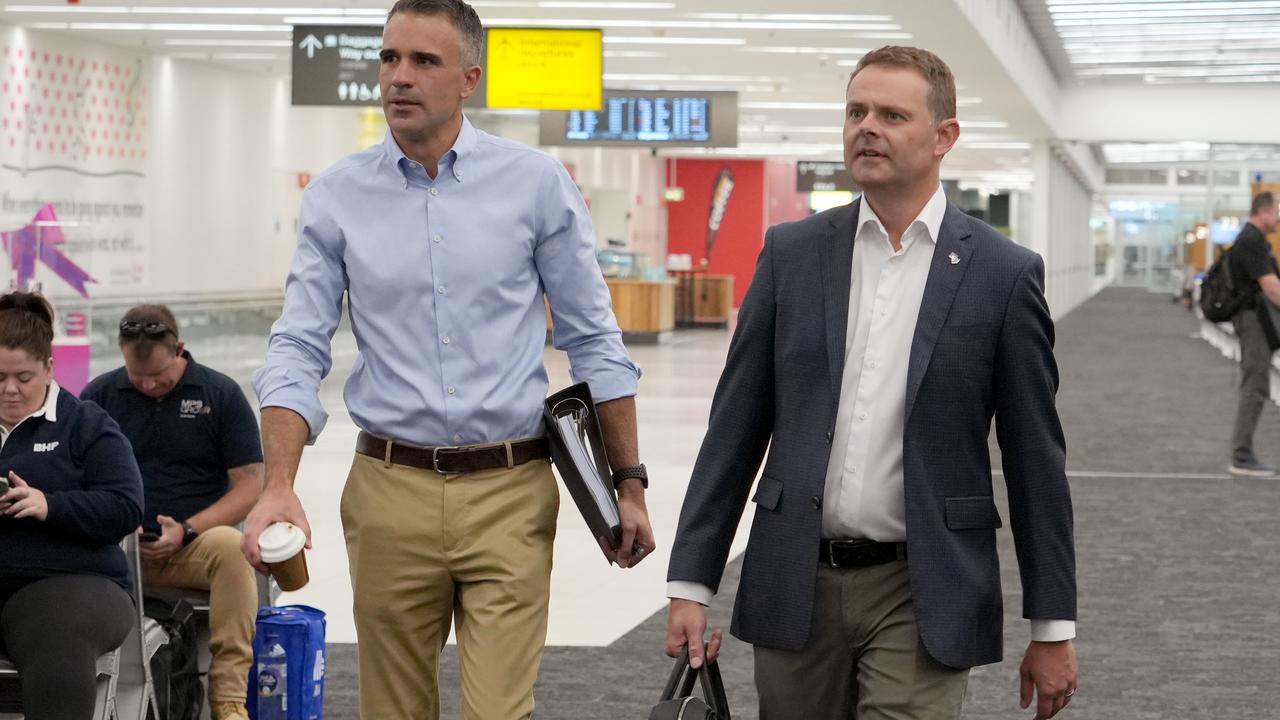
[{"x1": 317, "y1": 287, "x2": 1280, "y2": 719}]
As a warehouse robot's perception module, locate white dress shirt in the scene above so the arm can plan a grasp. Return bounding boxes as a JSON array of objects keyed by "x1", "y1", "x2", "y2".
[{"x1": 669, "y1": 187, "x2": 1074, "y2": 642}]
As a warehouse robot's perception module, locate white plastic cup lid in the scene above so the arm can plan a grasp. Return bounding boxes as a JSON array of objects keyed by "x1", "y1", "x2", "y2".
[{"x1": 258, "y1": 522, "x2": 306, "y2": 564}]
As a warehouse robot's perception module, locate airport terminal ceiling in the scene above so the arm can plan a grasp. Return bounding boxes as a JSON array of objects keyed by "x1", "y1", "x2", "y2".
[{"x1": 0, "y1": 0, "x2": 1052, "y2": 189}]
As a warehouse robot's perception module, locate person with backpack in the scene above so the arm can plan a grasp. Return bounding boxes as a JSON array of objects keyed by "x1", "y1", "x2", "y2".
[
  {"x1": 1225, "y1": 191, "x2": 1280, "y2": 477},
  {"x1": 81, "y1": 304, "x2": 265, "y2": 720}
]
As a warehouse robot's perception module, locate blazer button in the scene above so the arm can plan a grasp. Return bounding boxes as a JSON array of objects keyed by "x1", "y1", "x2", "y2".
[
  {"x1": 811, "y1": 496, "x2": 823, "y2": 510},
  {"x1": 825, "y1": 431, "x2": 833, "y2": 444}
]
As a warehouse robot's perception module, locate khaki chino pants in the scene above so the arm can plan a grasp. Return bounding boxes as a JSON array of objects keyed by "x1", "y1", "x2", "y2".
[
  {"x1": 142, "y1": 525, "x2": 259, "y2": 704},
  {"x1": 341, "y1": 453, "x2": 560, "y2": 720}
]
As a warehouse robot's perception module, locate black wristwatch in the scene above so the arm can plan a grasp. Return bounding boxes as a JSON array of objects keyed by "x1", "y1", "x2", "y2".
[
  {"x1": 181, "y1": 521, "x2": 199, "y2": 547},
  {"x1": 611, "y1": 464, "x2": 648, "y2": 490}
]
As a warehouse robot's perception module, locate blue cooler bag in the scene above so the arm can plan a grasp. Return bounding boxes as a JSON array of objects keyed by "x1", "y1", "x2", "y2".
[{"x1": 248, "y1": 605, "x2": 326, "y2": 720}]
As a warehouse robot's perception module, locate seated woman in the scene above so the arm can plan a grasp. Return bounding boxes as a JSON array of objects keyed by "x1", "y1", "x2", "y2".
[{"x1": 0, "y1": 291, "x2": 143, "y2": 720}]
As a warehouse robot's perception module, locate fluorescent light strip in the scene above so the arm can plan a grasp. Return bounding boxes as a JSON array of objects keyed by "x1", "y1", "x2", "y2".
[
  {"x1": 617, "y1": 84, "x2": 773, "y2": 92},
  {"x1": 478, "y1": 18, "x2": 902, "y2": 31},
  {"x1": 29, "y1": 22, "x2": 290, "y2": 31},
  {"x1": 284, "y1": 16, "x2": 381, "y2": 25},
  {"x1": 742, "y1": 101, "x2": 844, "y2": 110},
  {"x1": 745, "y1": 46, "x2": 873, "y2": 55},
  {"x1": 1069, "y1": 53, "x2": 1280, "y2": 65},
  {"x1": 1052, "y1": 7, "x2": 1280, "y2": 20},
  {"x1": 3, "y1": 5, "x2": 384, "y2": 15},
  {"x1": 603, "y1": 50, "x2": 666, "y2": 58},
  {"x1": 604, "y1": 36, "x2": 746, "y2": 45},
  {"x1": 960, "y1": 120, "x2": 1009, "y2": 128},
  {"x1": 169, "y1": 52, "x2": 280, "y2": 60},
  {"x1": 163, "y1": 39, "x2": 292, "y2": 47},
  {"x1": 685, "y1": 13, "x2": 894, "y2": 22},
  {"x1": 604, "y1": 73, "x2": 774, "y2": 83},
  {"x1": 538, "y1": 1, "x2": 674, "y2": 7}
]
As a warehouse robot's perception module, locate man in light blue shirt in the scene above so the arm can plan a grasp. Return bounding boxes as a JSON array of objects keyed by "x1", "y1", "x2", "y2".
[{"x1": 239, "y1": 1, "x2": 654, "y2": 717}]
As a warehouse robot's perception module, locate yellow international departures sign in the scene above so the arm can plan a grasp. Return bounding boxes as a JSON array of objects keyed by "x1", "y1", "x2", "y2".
[{"x1": 485, "y1": 28, "x2": 603, "y2": 111}]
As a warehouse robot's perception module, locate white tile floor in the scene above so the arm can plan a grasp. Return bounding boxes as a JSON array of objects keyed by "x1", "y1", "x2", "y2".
[{"x1": 276, "y1": 329, "x2": 756, "y2": 646}]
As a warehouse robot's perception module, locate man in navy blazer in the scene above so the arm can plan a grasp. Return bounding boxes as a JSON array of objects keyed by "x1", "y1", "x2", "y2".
[{"x1": 665, "y1": 47, "x2": 1078, "y2": 720}]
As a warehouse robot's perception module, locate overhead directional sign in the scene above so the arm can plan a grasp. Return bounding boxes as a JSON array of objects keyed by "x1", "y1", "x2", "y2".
[
  {"x1": 796, "y1": 161, "x2": 860, "y2": 193},
  {"x1": 483, "y1": 28, "x2": 602, "y2": 111},
  {"x1": 292, "y1": 25, "x2": 383, "y2": 106}
]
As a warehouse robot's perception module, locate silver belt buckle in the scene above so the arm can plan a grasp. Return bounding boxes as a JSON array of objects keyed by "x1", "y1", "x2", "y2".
[
  {"x1": 826, "y1": 539, "x2": 845, "y2": 568},
  {"x1": 431, "y1": 445, "x2": 459, "y2": 474}
]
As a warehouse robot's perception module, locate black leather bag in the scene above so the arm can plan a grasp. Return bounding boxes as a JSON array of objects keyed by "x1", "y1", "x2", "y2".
[{"x1": 649, "y1": 648, "x2": 731, "y2": 720}]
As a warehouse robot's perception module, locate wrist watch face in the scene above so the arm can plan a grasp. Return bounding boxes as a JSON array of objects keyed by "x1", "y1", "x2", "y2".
[{"x1": 182, "y1": 523, "x2": 198, "y2": 546}]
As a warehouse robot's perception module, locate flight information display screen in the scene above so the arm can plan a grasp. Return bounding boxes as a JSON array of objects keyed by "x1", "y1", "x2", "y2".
[
  {"x1": 566, "y1": 95, "x2": 710, "y2": 143},
  {"x1": 540, "y1": 90, "x2": 736, "y2": 147}
]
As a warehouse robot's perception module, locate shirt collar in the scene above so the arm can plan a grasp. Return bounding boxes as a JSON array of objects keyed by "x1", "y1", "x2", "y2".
[
  {"x1": 385, "y1": 115, "x2": 477, "y2": 184},
  {"x1": 38, "y1": 379, "x2": 59, "y2": 423},
  {"x1": 856, "y1": 184, "x2": 948, "y2": 247}
]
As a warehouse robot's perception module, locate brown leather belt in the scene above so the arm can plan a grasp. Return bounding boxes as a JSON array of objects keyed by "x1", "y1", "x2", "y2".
[
  {"x1": 355, "y1": 431, "x2": 550, "y2": 475},
  {"x1": 819, "y1": 539, "x2": 907, "y2": 569}
]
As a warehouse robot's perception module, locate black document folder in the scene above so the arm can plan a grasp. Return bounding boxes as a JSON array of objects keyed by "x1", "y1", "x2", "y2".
[{"x1": 544, "y1": 383, "x2": 622, "y2": 551}]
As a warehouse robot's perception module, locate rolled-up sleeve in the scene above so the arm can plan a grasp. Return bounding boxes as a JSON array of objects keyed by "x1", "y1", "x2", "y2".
[
  {"x1": 252, "y1": 184, "x2": 348, "y2": 443},
  {"x1": 534, "y1": 161, "x2": 641, "y2": 403}
]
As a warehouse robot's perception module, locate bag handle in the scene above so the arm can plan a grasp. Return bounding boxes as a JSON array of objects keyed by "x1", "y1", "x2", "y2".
[
  {"x1": 660, "y1": 646, "x2": 692, "y2": 701},
  {"x1": 658, "y1": 646, "x2": 732, "y2": 719}
]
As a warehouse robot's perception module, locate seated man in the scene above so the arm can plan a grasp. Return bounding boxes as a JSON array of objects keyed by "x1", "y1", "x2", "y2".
[{"x1": 82, "y1": 304, "x2": 264, "y2": 720}]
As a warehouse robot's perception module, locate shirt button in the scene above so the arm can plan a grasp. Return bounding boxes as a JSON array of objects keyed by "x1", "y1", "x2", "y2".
[
  {"x1": 442, "y1": 336, "x2": 451, "y2": 344},
  {"x1": 867, "y1": 359, "x2": 878, "y2": 369},
  {"x1": 437, "y1": 286, "x2": 446, "y2": 294},
  {"x1": 447, "y1": 386, "x2": 456, "y2": 395},
  {"x1": 430, "y1": 187, "x2": 440, "y2": 196},
  {"x1": 859, "y1": 412, "x2": 868, "y2": 421},
  {"x1": 433, "y1": 235, "x2": 442, "y2": 243},
  {"x1": 880, "y1": 308, "x2": 888, "y2": 316}
]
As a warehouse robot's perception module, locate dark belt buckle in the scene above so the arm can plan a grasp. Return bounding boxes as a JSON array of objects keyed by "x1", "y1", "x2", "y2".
[
  {"x1": 827, "y1": 539, "x2": 856, "y2": 568},
  {"x1": 431, "y1": 445, "x2": 460, "y2": 474}
]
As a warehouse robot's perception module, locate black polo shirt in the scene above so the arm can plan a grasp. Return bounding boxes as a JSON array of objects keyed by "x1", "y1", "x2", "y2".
[
  {"x1": 1228, "y1": 222, "x2": 1280, "y2": 310},
  {"x1": 80, "y1": 351, "x2": 263, "y2": 533}
]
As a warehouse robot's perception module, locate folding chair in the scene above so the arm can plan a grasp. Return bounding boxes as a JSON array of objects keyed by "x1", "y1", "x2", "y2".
[{"x1": 0, "y1": 534, "x2": 165, "y2": 720}]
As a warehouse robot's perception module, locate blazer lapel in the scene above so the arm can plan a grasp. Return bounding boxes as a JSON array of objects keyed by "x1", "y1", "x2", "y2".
[
  {"x1": 905, "y1": 204, "x2": 974, "y2": 421},
  {"x1": 819, "y1": 200, "x2": 858, "y2": 399}
]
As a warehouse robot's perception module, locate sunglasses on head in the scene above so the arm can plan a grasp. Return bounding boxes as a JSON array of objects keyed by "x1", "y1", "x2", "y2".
[{"x1": 119, "y1": 320, "x2": 174, "y2": 339}]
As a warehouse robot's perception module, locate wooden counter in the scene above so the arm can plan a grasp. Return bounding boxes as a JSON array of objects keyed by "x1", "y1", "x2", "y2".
[
  {"x1": 546, "y1": 279, "x2": 675, "y2": 344},
  {"x1": 674, "y1": 274, "x2": 734, "y2": 327}
]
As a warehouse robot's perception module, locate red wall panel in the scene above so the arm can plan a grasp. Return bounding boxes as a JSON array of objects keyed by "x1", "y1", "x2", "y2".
[{"x1": 665, "y1": 158, "x2": 765, "y2": 307}]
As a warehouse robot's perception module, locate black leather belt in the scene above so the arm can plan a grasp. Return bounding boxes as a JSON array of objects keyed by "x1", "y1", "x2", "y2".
[
  {"x1": 355, "y1": 431, "x2": 550, "y2": 474},
  {"x1": 819, "y1": 539, "x2": 907, "y2": 569}
]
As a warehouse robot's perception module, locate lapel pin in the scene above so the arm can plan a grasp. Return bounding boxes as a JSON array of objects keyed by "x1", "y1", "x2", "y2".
[{"x1": 948, "y1": 252, "x2": 960, "y2": 265}]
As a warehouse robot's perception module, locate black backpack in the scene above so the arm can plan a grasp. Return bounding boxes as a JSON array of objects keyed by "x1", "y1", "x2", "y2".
[
  {"x1": 1200, "y1": 249, "x2": 1247, "y2": 322},
  {"x1": 143, "y1": 596, "x2": 205, "y2": 720}
]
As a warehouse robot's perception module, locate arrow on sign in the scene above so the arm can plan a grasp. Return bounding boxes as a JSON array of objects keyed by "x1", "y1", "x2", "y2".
[
  {"x1": 1, "y1": 205, "x2": 97, "y2": 298},
  {"x1": 299, "y1": 35, "x2": 323, "y2": 59}
]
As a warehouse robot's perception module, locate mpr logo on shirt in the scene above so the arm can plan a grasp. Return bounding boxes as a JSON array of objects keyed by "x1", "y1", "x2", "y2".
[
  {"x1": 33, "y1": 441, "x2": 59, "y2": 452},
  {"x1": 179, "y1": 399, "x2": 212, "y2": 418}
]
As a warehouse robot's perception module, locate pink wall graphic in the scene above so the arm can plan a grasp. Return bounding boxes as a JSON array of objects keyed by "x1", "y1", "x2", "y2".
[{"x1": 2, "y1": 45, "x2": 148, "y2": 168}]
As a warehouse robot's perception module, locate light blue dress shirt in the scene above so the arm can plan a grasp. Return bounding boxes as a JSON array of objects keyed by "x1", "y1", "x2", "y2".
[{"x1": 253, "y1": 118, "x2": 640, "y2": 447}]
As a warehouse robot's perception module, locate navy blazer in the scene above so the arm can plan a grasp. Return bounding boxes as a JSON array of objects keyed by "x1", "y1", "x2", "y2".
[{"x1": 668, "y1": 200, "x2": 1076, "y2": 670}]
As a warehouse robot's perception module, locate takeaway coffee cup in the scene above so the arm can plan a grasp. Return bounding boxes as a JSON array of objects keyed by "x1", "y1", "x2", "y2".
[{"x1": 258, "y1": 522, "x2": 309, "y2": 591}]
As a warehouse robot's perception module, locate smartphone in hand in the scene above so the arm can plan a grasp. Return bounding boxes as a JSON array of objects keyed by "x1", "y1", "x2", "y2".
[{"x1": 139, "y1": 531, "x2": 161, "y2": 543}]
